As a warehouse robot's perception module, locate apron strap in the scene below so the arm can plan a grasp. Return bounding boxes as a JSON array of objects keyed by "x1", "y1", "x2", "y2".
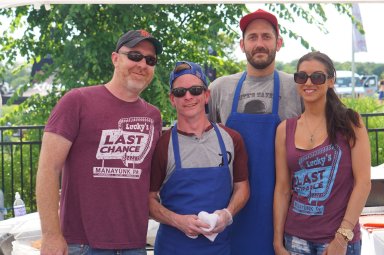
[
  {"x1": 212, "y1": 122, "x2": 229, "y2": 167},
  {"x1": 171, "y1": 125, "x2": 182, "y2": 169},
  {"x1": 272, "y1": 70, "x2": 280, "y2": 115}
]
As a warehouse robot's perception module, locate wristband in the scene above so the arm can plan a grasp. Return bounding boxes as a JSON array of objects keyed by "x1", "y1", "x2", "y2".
[{"x1": 223, "y1": 208, "x2": 233, "y2": 225}]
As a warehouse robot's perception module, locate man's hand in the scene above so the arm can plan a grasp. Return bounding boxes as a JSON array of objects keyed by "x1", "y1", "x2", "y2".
[
  {"x1": 174, "y1": 214, "x2": 211, "y2": 237},
  {"x1": 212, "y1": 208, "x2": 233, "y2": 233},
  {"x1": 40, "y1": 233, "x2": 68, "y2": 255}
]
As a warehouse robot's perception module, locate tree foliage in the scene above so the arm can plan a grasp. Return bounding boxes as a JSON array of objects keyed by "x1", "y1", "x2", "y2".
[{"x1": 0, "y1": 3, "x2": 356, "y2": 125}]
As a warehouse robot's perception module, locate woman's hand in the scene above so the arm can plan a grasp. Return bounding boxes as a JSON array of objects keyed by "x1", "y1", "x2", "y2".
[
  {"x1": 274, "y1": 243, "x2": 290, "y2": 255},
  {"x1": 322, "y1": 235, "x2": 347, "y2": 255}
]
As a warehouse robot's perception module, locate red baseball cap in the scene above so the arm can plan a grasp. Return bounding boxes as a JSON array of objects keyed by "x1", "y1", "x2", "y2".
[{"x1": 240, "y1": 9, "x2": 279, "y2": 36}]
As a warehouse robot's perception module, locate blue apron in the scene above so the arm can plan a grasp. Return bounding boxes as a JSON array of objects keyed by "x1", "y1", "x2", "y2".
[
  {"x1": 155, "y1": 123, "x2": 232, "y2": 255},
  {"x1": 226, "y1": 71, "x2": 281, "y2": 255}
]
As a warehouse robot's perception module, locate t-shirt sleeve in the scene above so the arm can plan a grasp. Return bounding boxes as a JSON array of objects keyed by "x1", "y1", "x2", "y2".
[
  {"x1": 220, "y1": 124, "x2": 249, "y2": 183},
  {"x1": 150, "y1": 130, "x2": 171, "y2": 192},
  {"x1": 44, "y1": 89, "x2": 82, "y2": 142}
]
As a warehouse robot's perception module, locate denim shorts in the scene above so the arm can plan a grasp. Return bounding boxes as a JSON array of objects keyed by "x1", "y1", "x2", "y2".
[
  {"x1": 284, "y1": 234, "x2": 361, "y2": 255},
  {"x1": 68, "y1": 244, "x2": 147, "y2": 255}
]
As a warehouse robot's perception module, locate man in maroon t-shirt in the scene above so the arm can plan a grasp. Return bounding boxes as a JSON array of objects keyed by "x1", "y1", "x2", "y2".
[{"x1": 36, "y1": 30, "x2": 163, "y2": 255}]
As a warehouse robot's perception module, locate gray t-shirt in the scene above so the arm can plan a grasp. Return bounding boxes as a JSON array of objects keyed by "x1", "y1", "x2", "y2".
[{"x1": 208, "y1": 71, "x2": 303, "y2": 124}]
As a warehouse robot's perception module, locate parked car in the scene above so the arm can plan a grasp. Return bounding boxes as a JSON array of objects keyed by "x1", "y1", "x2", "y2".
[{"x1": 335, "y1": 70, "x2": 378, "y2": 97}]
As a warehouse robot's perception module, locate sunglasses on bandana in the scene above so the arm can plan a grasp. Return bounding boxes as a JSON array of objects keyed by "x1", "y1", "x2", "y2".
[
  {"x1": 171, "y1": 86, "x2": 206, "y2": 98},
  {"x1": 119, "y1": 51, "x2": 157, "y2": 66},
  {"x1": 294, "y1": 72, "x2": 333, "y2": 85}
]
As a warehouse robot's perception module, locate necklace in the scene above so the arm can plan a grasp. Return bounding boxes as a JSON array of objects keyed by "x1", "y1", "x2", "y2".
[{"x1": 303, "y1": 114, "x2": 324, "y2": 144}]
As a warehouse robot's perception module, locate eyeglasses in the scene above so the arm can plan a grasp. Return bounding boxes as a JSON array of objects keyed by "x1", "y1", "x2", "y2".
[
  {"x1": 119, "y1": 51, "x2": 157, "y2": 66},
  {"x1": 294, "y1": 72, "x2": 333, "y2": 85},
  {"x1": 171, "y1": 86, "x2": 206, "y2": 98}
]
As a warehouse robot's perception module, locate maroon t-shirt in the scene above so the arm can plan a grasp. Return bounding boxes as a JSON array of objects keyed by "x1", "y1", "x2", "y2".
[
  {"x1": 284, "y1": 117, "x2": 360, "y2": 243},
  {"x1": 45, "y1": 85, "x2": 162, "y2": 249}
]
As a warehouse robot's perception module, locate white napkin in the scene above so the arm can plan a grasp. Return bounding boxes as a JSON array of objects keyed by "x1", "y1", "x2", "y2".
[
  {"x1": 185, "y1": 211, "x2": 219, "y2": 241},
  {"x1": 198, "y1": 211, "x2": 219, "y2": 242}
]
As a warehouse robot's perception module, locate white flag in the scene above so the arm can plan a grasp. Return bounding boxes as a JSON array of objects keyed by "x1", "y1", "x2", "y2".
[{"x1": 352, "y1": 3, "x2": 367, "y2": 52}]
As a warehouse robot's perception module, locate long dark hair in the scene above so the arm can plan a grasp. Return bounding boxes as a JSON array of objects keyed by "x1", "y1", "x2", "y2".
[{"x1": 296, "y1": 51, "x2": 361, "y2": 146}]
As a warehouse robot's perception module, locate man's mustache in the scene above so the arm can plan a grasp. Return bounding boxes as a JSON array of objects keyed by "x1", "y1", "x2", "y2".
[{"x1": 251, "y1": 47, "x2": 269, "y2": 55}]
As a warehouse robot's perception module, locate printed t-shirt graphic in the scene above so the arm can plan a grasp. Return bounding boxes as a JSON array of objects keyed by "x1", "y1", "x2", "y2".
[
  {"x1": 94, "y1": 117, "x2": 154, "y2": 179},
  {"x1": 293, "y1": 144, "x2": 342, "y2": 215}
]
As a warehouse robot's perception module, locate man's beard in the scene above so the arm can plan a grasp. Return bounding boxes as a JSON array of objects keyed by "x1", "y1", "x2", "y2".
[{"x1": 245, "y1": 47, "x2": 276, "y2": 70}]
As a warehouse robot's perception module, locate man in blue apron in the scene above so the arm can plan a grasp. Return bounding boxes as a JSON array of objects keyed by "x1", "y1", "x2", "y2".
[
  {"x1": 208, "y1": 9, "x2": 303, "y2": 255},
  {"x1": 149, "y1": 61, "x2": 250, "y2": 255}
]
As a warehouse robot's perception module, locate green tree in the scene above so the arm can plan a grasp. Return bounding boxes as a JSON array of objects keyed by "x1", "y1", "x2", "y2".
[
  {"x1": 0, "y1": 62, "x2": 31, "y2": 89},
  {"x1": 0, "y1": 3, "x2": 355, "y2": 125}
]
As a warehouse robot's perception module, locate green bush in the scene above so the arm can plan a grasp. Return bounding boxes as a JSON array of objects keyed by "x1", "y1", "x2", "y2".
[{"x1": 342, "y1": 97, "x2": 384, "y2": 166}]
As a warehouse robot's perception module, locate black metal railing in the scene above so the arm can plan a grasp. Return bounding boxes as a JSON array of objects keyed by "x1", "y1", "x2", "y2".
[
  {"x1": 0, "y1": 114, "x2": 383, "y2": 217},
  {"x1": 0, "y1": 125, "x2": 44, "y2": 218},
  {"x1": 361, "y1": 112, "x2": 384, "y2": 128},
  {"x1": 361, "y1": 113, "x2": 384, "y2": 166}
]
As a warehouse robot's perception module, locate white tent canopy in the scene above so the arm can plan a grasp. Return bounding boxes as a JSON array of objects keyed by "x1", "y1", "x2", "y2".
[{"x1": 0, "y1": 0, "x2": 374, "y2": 10}]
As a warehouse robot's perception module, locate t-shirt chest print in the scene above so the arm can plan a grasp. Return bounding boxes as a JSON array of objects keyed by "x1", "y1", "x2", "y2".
[
  {"x1": 293, "y1": 144, "x2": 342, "y2": 215},
  {"x1": 239, "y1": 91, "x2": 273, "y2": 114},
  {"x1": 94, "y1": 117, "x2": 154, "y2": 179}
]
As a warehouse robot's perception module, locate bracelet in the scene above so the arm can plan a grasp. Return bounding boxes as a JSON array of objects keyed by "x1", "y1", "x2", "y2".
[{"x1": 223, "y1": 208, "x2": 233, "y2": 225}]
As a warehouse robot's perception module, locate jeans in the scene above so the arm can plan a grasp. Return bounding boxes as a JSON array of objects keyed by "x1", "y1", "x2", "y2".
[
  {"x1": 284, "y1": 234, "x2": 361, "y2": 255},
  {"x1": 68, "y1": 244, "x2": 147, "y2": 255}
]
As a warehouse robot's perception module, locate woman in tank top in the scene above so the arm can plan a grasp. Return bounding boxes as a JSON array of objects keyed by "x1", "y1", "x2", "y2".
[{"x1": 273, "y1": 51, "x2": 371, "y2": 255}]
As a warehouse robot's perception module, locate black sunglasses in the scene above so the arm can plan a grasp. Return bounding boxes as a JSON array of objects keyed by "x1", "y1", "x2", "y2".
[
  {"x1": 119, "y1": 51, "x2": 157, "y2": 66},
  {"x1": 294, "y1": 72, "x2": 333, "y2": 85},
  {"x1": 171, "y1": 86, "x2": 206, "y2": 98}
]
